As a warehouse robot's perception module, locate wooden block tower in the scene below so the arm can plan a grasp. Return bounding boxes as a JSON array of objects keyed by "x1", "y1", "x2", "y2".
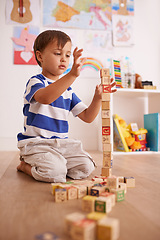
[{"x1": 100, "y1": 68, "x2": 113, "y2": 177}]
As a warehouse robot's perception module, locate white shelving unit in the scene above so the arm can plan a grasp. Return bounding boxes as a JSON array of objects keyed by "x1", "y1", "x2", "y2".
[{"x1": 111, "y1": 88, "x2": 160, "y2": 155}]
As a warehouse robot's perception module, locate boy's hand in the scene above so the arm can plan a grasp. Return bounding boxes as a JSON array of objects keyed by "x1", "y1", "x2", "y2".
[
  {"x1": 70, "y1": 47, "x2": 86, "y2": 77},
  {"x1": 94, "y1": 78, "x2": 117, "y2": 99}
]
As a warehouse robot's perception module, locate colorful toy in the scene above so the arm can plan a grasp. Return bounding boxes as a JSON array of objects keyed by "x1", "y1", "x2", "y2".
[{"x1": 113, "y1": 114, "x2": 148, "y2": 152}]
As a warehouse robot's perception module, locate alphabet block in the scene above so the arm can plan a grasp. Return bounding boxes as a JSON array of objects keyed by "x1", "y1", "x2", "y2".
[
  {"x1": 82, "y1": 195, "x2": 97, "y2": 213},
  {"x1": 102, "y1": 110, "x2": 110, "y2": 118},
  {"x1": 102, "y1": 118, "x2": 110, "y2": 126},
  {"x1": 103, "y1": 151, "x2": 113, "y2": 161},
  {"x1": 102, "y1": 101, "x2": 110, "y2": 110},
  {"x1": 102, "y1": 85, "x2": 111, "y2": 93},
  {"x1": 103, "y1": 143, "x2": 112, "y2": 152},
  {"x1": 102, "y1": 135, "x2": 110, "y2": 144},
  {"x1": 102, "y1": 126, "x2": 110, "y2": 135},
  {"x1": 55, "y1": 189, "x2": 67, "y2": 203},
  {"x1": 97, "y1": 217, "x2": 120, "y2": 240},
  {"x1": 100, "y1": 68, "x2": 110, "y2": 77},
  {"x1": 124, "y1": 177, "x2": 135, "y2": 187},
  {"x1": 101, "y1": 76, "x2": 111, "y2": 85},
  {"x1": 103, "y1": 158, "x2": 112, "y2": 168},
  {"x1": 95, "y1": 196, "x2": 112, "y2": 213},
  {"x1": 102, "y1": 93, "x2": 110, "y2": 101},
  {"x1": 71, "y1": 219, "x2": 96, "y2": 240},
  {"x1": 101, "y1": 167, "x2": 112, "y2": 177}
]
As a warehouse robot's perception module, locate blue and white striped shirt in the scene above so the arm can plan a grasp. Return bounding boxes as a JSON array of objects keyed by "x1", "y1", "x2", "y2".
[{"x1": 17, "y1": 74, "x2": 87, "y2": 141}]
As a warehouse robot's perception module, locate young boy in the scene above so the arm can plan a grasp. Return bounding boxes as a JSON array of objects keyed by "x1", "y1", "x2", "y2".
[{"x1": 17, "y1": 30, "x2": 116, "y2": 183}]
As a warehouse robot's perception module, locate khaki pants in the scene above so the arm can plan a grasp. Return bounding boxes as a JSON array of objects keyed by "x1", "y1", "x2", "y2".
[{"x1": 17, "y1": 138, "x2": 95, "y2": 183}]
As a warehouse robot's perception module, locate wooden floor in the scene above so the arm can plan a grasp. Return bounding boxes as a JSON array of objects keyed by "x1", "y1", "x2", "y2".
[{"x1": 0, "y1": 151, "x2": 160, "y2": 240}]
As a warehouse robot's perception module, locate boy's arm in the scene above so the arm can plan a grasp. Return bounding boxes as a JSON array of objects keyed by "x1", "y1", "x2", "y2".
[
  {"x1": 34, "y1": 48, "x2": 86, "y2": 104},
  {"x1": 78, "y1": 80, "x2": 116, "y2": 123}
]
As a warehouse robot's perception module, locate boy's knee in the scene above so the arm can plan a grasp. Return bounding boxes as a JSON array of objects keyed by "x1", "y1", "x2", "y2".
[
  {"x1": 67, "y1": 158, "x2": 95, "y2": 180},
  {"x1": 30, "y1": 152, "x2": 67, "y2": 183}
]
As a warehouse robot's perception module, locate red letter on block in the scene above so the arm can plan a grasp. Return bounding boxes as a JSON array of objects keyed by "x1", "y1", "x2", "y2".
[
  {"x1": 103, "y1": 85, "x2": 111, "y2": 93},
  {"x1": 102, "y1": 126, "x2": 110, "y2": 135}
]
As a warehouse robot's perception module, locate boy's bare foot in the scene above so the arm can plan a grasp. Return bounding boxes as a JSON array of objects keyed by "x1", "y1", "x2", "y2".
[{"x1": 17, "y1": 161, "x2": 32, "y2": 177}]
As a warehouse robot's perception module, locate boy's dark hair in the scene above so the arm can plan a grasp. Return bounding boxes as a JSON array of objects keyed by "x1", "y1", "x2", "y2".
[{"x1": 33, "y1": 30, "x2": 71, "y2": 66}]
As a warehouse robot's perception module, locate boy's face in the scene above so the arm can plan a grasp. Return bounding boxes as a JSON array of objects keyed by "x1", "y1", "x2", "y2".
[{"x1": 37, "y1": 40, "x2": 72, "y2": 80}]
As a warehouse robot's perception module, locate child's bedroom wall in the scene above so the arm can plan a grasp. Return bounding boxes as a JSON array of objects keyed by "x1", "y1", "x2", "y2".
[{"x1": 0, "y1": 0, "x2": 160, "y2": 151}]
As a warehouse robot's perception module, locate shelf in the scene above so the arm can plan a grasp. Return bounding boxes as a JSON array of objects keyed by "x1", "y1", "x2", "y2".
[
  {"x1": 113, "y1": 151, "x2": 160, "y2": 155},
  {"x1": 115, "y1": 88, "x2": 160, "y2": 98}
]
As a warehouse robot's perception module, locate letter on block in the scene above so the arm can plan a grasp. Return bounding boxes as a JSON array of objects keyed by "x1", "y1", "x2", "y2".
[
  {"x1": 102, "y1": 126, "x2": 110, "y2": 135},
  {"x1": 101, "y1": 77, "x2": 111, "y2": 85},
  {"x1": 100, "y1": 68, "x2": 110, "y2": 77},
  {"x1": 103, "y1": 85, "x2": 112, "y2": 93},
  {"x1": 102, "y1": 110, "x2": 110, "y2": 118}
]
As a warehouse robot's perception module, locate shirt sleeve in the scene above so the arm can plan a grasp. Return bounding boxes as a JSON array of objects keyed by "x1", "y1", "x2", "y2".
[
  {"x1": 70, "y1": 91, "x2": 88, "y2": 117},
  {"x1": 24, "y1": 77, "x2": 45, "y2": 103}
]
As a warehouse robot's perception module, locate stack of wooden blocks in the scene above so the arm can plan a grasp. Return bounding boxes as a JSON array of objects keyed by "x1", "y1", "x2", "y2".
[{"x1": 100, "y1": 68, "x2": 113, "y2": 178}]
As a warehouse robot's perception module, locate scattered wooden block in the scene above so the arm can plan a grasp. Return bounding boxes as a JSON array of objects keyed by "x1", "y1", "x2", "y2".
[
  {"x1": 100, "y1": 192, "x2": 116, "y2": 207},
  {"x1": 87, "y1": 212, "x2": 106, "y2": 222},
  {"x1": 71, "y1": 219, "x2": 96, "y2": 240},
  {"x1": 95, "y1": 196, "x2": 112, "y2": 213},
  {"x1": 97, "y1": 217, "x2": 120, "y2": 240},
  {"x1": 35, "y1": 231, "x2": 61, "y2": 240},
  {"x1": 74, "y1": 185, "x2": 87, "y2": 198},
  {"x1": 82, "y1": 195, "x2": 97, "y2": 213},
  {"x1": 90, "y1": 186, "x2": 106, "y2": 197},
  {"x1": 110, "y1": 189, "x2": 125, "y2": 202},
  {"x1": 124, "y1": 177, "x2": 135, "y2": 187},
  {"x1": 55, "y1": 189, "x2": 67, "y2": 203},
  {"x1": 107, "y1": 176, "x2": 119, "y2": 189},
  {"x1": 65, "y1": 212, "x2": 86, "y2": 238},
  {"x1": 119, "y1": 183, "x2": 127, "y2": 194}
]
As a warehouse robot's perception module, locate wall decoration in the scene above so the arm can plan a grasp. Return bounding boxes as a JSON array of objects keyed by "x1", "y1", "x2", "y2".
[
  {"x1": 84, "y1": 30, "x2": 113, "y2": 53},
  {"x1": 112, "y1": 0, "x2": 134, "y2": 46},
  {"x1": 43, "y1": 0, "x2": 112, "y2": 30},
  {"x1": 12, "y1": 26, "x2": 39, "y2": 65},
  {"x1": 81, "y1": 57, "x2": 104, "y2": 72},
  {"x1": 6, "y1": 0, "x2": 40, "y2": 25}
]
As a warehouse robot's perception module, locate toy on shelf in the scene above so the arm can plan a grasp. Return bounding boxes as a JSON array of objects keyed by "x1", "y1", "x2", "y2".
[
  {"x1": 135, "y1": 73, "x2": 142, "y2": 89},
  {"x1": 113, "y1": 114, "x2": 148, "y2": 152}
]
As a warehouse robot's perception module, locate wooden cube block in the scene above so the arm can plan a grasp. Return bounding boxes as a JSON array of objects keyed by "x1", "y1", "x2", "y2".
[
  {"x1": 119, "y1": 183, "x2": 127, "y2": 194},
  {"x1": 102, "y1": 126, "x2": 110, "y2": 136},
  {"x1": 102, "y1": 93, "x2": 110, "y2": 101},
  {"x1": 103, "y1": 151, "x2": 113, "y2": 161},
  {"x1": 100, "y1": 68, "x2": 110, "y2": 77},
  {"x1": 90, "y1": 186, "x2": 106, "y2": 197},
  {"x1": 82, "y1": 195, "x2": 97, "y2": 213},
  {"x1": 102, "y1": 101, "x2": 110, "y2": 110},
  {"x1": 87, "y1": 212, "x2": 106, "y2": 222},
  {"x1": 107, "y1": 176, "x2": 119, "y2": 189},
  {"x1": 95, "y1": 196, "x2": 112, "y2": 213},
  {"x1": 71, "y1": 219, "x2": 96, "y2": 240},
  {"x1": 101, "y1": 77, "x2": 111, "y2": 85},
  {"x1": 124, "y1": 177, "x2": 135, "y2": 187},
  {"x1": 103, "y1": 143, "x2": 112, "y2": 152},
  {"x1": 97, "y1": 217, "x2": 120, "y2": 240},
  {"x1": 103, "y1": 158, "x2": 112, "y2": 168},
  {"x1": 101, "y1": 110, "x2": 110, "y2": 118},
  {"x1": 102, "y1": 118, "x2": 110, "y2": 126},
  {"x1": 110, "y1": 189, "x2": 125, "y2": 202},
  {"x1": 102, "y1": 85, "x2": 111, "y2": 93},
  {"x1": 75, "y1": 185, "x2": 87, "y2": 198},
  {"x1": 102, "y1": 135, "x2": 111, "y2": 144},
  {"x1": 101, "y1": 167, "x2": 112, "y2": 177},
  {"x1": 51, "y1": 183, "x2": 63, "y2": 195},
  {"x1": 55, "y1": 188, "x2": 67, "y2": 203},
  {"x1": 100, "y1": 192, "x2": 116, "y2": 207},
  {"x1": 62, "y1": 185, "x2": 78, "y2": 200},
  {"x1": 65, "y1": 212, "x2": 85, "y2": 237},
  {"x1": 117, "y1": 176, "x2": 124, "y2": 183}
]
